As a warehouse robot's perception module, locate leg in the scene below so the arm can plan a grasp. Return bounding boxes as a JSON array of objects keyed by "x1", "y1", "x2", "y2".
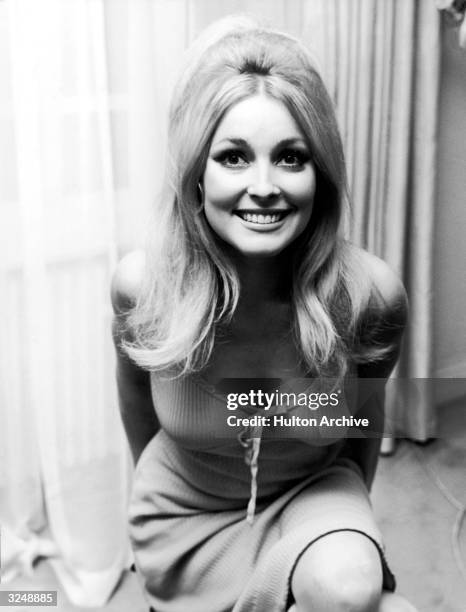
[
  {"x1": 290, "y1": 531, "x2": 418, "y2": 611},
  {"x1": 291, "y1": 531, "x2": 383, "y2": 611},
  {"x1": 289, "y1": 594, "x2": 418, "y2": 612},
  {"x1": 379, "y1": 593, "x2": 419, "y2": 611}
]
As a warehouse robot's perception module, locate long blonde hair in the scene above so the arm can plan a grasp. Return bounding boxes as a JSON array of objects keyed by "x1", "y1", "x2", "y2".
[{"x1": 123, "y1": 16, "x2": 384, "y2": 378}]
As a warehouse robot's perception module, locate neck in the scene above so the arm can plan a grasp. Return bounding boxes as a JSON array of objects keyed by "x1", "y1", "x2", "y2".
[
  {"x1": 214, "y1": 247, "x2": 296, "y2": 340},
  {"x1": 229, "y1": 250, "x2": 293, "y2": 307}
]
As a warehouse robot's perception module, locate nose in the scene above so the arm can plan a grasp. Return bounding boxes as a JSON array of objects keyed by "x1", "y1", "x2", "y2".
[{"x1": 246, "y1": 164, "x2": 280, "y2": 201}]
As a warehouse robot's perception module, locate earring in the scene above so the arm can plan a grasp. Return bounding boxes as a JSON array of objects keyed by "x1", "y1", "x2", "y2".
[{"x1": 196, "y1": 182, "x2": 204, "y2": 205}]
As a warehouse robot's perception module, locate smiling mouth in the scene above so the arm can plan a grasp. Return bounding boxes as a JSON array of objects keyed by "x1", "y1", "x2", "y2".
[{"x1": 233, "y1": 210, "x2": 292, "y2": 225}]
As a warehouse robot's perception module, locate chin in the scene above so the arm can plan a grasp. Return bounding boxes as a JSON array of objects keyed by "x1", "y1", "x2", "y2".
[{"x1": 232, "y1": 241, "x2": 290, "y2": 258}]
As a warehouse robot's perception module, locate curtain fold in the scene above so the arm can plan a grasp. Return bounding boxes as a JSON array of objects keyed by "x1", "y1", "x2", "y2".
[{"x1": 399, "y1": 0, "x2": 440, "y2": 438}]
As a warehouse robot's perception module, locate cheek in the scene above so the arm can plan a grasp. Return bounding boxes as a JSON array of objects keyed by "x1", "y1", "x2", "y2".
[
  {"x1": 282, "y1": 168, "x2": 316, "y2": 208},
  {"x1": 203, "y1": 162, "x2": 242, "y2": 208}
]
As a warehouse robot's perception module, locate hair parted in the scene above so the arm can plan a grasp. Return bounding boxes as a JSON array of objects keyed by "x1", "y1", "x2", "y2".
[{"x1": 122, "y1": 15, "x2": 389, "y2": 378}]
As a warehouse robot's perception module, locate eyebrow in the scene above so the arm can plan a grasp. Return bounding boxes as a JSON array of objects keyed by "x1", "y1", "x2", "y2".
[{"x1": 212, "y1": 137, "x2": 308, "y2": 149}]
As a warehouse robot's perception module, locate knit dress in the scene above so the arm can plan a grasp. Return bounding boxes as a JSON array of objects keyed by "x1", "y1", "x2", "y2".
[{"x1": 128, "y1": 373, "x2": 395, "y2": 612}]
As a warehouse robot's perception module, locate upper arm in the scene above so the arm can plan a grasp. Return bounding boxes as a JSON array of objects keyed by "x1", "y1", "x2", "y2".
[
  {"x1": 111, "y1": 250, "x2": 159, "y2": 462},
  {"x1": 337, "y1": 251, "x2": 408, "y2": 485},
  {"x1": 341, "y1": 252, "x2": 408, "y2": 484}
]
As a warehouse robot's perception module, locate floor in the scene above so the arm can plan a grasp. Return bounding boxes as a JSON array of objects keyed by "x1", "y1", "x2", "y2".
[
  {"x1": 372, "y1": 399, "x2": 466, "y2": 611},
  {"x1": 4, "y1": 400, "x2": 466, "y2": 612}
]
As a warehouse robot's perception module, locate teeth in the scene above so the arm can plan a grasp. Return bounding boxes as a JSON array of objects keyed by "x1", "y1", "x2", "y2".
[{"x1": 241, "y1": 212, "x2": 284, "y2": 224}]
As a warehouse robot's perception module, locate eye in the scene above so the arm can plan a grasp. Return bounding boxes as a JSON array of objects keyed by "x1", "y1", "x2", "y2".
[
  {"x1": 214, "y1": 150, "x2": 249, "y2": 168},
  {"x1": 212, "y1": 149, "x2": 249, "y2": 168},
  {"x1": 277, "y1": 149, "x2": 309, "y2": 168}
]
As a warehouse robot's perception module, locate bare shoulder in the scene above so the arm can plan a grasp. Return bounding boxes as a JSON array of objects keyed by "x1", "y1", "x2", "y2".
[
  {"x1": 110, "y1": 249, "x2": 146, "y2": 315},
  {"x1": 356, "y1": 247, "x2": 408, "y2": 327},
  {"x1": 110, "y1": 249, "x2": 146, "y2": 363}
]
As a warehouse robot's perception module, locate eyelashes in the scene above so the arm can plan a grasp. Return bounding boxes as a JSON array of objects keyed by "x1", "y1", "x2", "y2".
[
  {"x1": 279, "y1": 150, "x2": 310, "y2": 167},
  {"x1": 213, "y1": 148, "x2": 310, "y2": 169},
  {"x1": 214, "y1": 150, "x2": 248, "y2": 168}
]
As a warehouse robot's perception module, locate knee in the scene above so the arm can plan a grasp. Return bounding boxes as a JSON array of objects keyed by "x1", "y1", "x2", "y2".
[
  {"x1": 379, "y1": 592, "x2": 419, "y2": 612},
  {"x1": 295, "y1": 566, "x2": 381, "y2": 611},
  {"x1": 291, "y1": 532, "x2": 383, "y2": 611},
  {"x1": 330, "y1": 573, "x2": 381, "y2": 611}
]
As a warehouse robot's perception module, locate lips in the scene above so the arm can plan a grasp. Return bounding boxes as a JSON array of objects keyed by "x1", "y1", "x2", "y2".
[{"x1": 233, "y1": 209, "x2": 292, "y2": 225}]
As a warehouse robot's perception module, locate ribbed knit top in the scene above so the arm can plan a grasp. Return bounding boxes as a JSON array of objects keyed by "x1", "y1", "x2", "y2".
[{"x1": 150, "y1": 373, "x2": 355, "y2": 521}]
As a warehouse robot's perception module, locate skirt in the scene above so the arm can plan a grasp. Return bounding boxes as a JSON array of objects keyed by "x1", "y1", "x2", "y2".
[{"x1": 128, "y1": 432, "x2": 395, "y2": 612}]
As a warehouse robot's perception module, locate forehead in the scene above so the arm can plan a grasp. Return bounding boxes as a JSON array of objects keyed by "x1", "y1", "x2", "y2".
[{"x1": 210, "y1": 94, "x2": 305, "y2": 145}]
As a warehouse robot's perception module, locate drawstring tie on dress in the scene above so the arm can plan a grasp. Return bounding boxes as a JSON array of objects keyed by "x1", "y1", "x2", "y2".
[{"x1": 238, "y1": 427, "x2": 262, "y2": 525}]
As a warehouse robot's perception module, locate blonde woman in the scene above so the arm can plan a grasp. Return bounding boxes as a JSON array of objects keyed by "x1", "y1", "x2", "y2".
[{"x1": 112, "y1": 17, "x2": 417, "y2": 612}]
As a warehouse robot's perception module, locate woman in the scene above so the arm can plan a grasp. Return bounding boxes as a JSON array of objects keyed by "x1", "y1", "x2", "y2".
[{"x1": 112, "y1": 16, "x2": 416, "y2": 612}]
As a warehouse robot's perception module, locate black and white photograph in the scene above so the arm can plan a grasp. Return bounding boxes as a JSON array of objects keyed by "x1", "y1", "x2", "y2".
[{"x1": 1, "y1": 1, "x2": 466, "y2": 611}]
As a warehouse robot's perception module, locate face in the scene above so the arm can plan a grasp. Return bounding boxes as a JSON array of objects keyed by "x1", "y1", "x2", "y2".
[{"x1": 202, "y1": 94, "x2": 316, "y2": 258}]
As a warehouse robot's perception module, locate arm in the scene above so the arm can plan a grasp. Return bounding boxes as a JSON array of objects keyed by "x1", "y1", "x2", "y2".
[
  {"x1": 111, "y1": 250, "x2": 160, "y2": 466},
  {"x1": 340, "y1": 253, "x2": 408, "y2": 489}
]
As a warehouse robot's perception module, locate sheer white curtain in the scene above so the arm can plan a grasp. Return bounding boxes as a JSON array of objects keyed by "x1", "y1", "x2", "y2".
[
  {"x1": 0, "y1": 0, "x2": 441, "y2": 606},
  {"x1": 0, "y1": 0, "x2": 132, "y2": 606}
]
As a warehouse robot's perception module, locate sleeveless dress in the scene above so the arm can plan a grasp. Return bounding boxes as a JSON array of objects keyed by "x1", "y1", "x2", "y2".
[{"x1": 128, "y1": 373, "x2": 396, "y2": 612}]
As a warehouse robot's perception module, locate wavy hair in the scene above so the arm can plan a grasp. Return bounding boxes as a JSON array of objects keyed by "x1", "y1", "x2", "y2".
[{"x1": 123, "y1": 16, "x2": 386, "y2": 378}]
